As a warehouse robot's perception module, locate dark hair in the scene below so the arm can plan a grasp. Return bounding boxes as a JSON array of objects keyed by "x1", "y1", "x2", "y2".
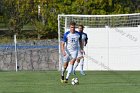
[
  {"x1": 70, "y1": 21, "x2": 76, "y2": 26},
  {"x1": 78, "y1": 25, "x2": 84, "y2": 28}
]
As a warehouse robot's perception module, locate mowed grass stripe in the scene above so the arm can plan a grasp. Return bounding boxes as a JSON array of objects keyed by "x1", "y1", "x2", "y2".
[{"x1": 0, "y1": 71, "x2": 140, "y2": 93}]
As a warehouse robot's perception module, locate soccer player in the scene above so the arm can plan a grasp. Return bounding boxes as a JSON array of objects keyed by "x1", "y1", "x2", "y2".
[
  {"x1": 73, "y1": 25, "x2": 88, "y2": 75},
  {"x1": 61, "y1": 21, "x2": 83, "y2": 83}
]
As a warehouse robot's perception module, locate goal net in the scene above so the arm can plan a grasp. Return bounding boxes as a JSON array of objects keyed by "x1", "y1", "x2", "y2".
[{"x1": 58, "y1": 13, "x2": 140, "y2": 71}]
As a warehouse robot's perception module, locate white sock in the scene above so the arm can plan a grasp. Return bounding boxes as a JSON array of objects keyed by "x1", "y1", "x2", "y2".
[
  {"x1": 73, "y1": 61, "x2": 79, "y2": 71},
  {"x1": 66, "y1": 64, "x2": 73, "y2": 80},
  {"x1": 80, "y1": 58, "x2": 84, "y2": 72}
]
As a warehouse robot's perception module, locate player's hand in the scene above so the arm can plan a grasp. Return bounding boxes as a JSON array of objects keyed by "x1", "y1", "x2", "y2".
[
  {"x1": 62, "y1": 51, "x2": 66, "y2": 56},
  {"x1": 81, "y1": 50, "x2": 85, "y2": 55}
]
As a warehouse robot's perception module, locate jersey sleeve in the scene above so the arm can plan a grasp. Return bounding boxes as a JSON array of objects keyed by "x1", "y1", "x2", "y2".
[{"x1": 63, "y1": 31, "x2": 69, "y2": 42}]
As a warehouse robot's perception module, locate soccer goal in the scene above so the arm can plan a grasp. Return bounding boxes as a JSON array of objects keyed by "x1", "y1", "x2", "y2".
[{"x1": 58, "y1": 13, "x2": 140, "y2": 71}]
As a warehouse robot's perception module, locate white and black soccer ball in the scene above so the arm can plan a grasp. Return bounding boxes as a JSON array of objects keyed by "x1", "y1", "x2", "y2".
[{"x1": 71, "y1": 78, "x2": 79, "y2": 85}]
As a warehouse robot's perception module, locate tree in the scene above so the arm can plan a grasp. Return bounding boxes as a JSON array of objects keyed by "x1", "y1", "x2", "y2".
[
  {"x1": 2, "y1": 0, "x2": 35, "y2": 37},
  {"x1": 0, "y1": 0, "x2": 138, "y2": 39}
]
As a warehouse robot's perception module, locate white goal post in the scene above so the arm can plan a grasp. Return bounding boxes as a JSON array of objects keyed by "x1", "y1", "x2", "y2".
[{"x1": 58, "y1": 13, "x2": 140, "y2": 71}]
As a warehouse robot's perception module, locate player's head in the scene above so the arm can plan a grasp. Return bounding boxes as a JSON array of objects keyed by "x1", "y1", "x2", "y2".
[
  {"x1": 78, "y1": 25, "x2": 84, "y2": 32},
  {"x1": 69, "y1": 21, "x2": 76, "y2": 33}
]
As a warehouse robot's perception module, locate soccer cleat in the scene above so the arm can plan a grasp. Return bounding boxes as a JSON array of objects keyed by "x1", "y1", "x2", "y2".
[
  {"x1": 80, "y1": 71, "x2": 86, "y2": 75},
  {"x1": 64, "y1": 79, "x2": 68, "y2": 83},
  {"x1": 61, "y1": 76, "x2": 65, "y2": 83},
  {"x1": 61, "y1": 79, "x2": 64, "y2": 83}
]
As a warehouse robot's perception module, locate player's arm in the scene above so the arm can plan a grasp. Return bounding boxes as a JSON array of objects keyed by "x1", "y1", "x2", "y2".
[
  {"x1": 61, "y1": 41, "x2": 66, "y2": 56},
  {"x1": 85, "y1": 33, "x2": 88, "y2": 46},
  {"x1": 79, "y1": 33, "x2": 83, "y2": 51},
  {"x1": 79, "y1": 38, "x2": 85, "y2": 55},
  {"x1": 61, "y1": 33, "x2": 67, "y2": 56}
]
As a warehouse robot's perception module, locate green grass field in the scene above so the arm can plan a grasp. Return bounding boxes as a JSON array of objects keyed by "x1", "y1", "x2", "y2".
[{"x1": 0, "y1": 71, "x2": 140, "y2": 93}]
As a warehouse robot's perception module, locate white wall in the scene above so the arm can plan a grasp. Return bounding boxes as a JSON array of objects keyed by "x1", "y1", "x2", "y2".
[{"x1": 78, "y1": 26, "x2": 140, "y2": 71}]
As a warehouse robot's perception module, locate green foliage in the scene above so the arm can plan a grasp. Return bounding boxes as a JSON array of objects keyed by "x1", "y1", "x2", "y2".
[
  {"x1": 0, "y1": 0, "x2": 139, "y2": 39},
  {"x1": 2, "y1": 0, "x2": 34, "y2": 36},
  {"x1": 0, "y1": 37, "x2": 13, "y2": 43}
]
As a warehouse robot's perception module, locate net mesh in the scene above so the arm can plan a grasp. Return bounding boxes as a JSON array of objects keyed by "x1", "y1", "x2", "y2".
[{"x1": 58, "y1": 13, "x2": 140, "y2": 70}]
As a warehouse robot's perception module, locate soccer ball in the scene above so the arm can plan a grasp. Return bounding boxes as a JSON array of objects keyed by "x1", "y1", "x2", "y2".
[{"x1": 71, "y1": 78, "x2": 79, "y2": 85}]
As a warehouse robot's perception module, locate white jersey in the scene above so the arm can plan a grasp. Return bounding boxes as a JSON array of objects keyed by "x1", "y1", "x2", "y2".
[{"x1": 63, "y1": 31, "x2": 81, "y2": 52}]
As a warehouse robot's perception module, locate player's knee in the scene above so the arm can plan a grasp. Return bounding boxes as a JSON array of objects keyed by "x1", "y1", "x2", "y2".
[
  {"x1": 63, "y1": 63, "x2": 68, "y2": 68},
  {"x1": 64, "y1": 66, "x2": 67, "y2": 69},
  {"x1": 70, "y1": 62, "x2": 75, "y2": 65},
  {"x1": 70, "y1": 59, "x2": 76, "y2": 65},
  {"x1": 77, "y1": 56, "x2": 83, "y2": 60},
  {"x1": 80, "y1": 56, "x2": 84, "y2": 59},
  {"x1": 81, "y1": 56, "x2": 84, "y2": 59},
  {"x1": 76, "y1": 58, "x2": 80, "y2": 63}
]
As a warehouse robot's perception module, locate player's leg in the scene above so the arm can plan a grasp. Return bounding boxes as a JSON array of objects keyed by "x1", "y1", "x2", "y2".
[
  {"x1": 79, "y1": 56, "x2": 86, "y2": 75},
  {"x1": 64, "y1": 59, "x2": 76, "y2": 83},
  {"x1": 61, "y1": 62, "x2": 68, "y2": 83},
  {"x1": 73, "y1": 50, "x2": 83, "y2": 75},
  {"x1": 65, "y1": 51, "x2": 77, "y2": 83},
  {"x1": 61, "y1": 53, "x2": 70, "y2": 83},
  {"x1": 73, "y1": 57, "x2": 82, "y2": 75}
]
